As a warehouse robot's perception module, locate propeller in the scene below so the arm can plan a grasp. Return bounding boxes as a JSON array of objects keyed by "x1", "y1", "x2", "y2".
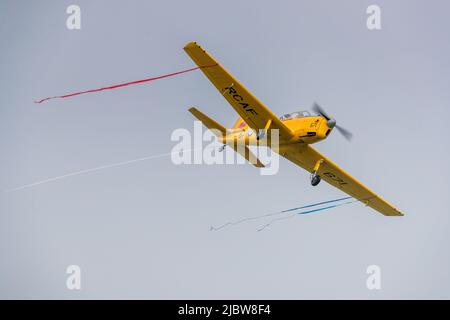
[{"x1": 312, "y1": 102, "x2": 353, "y2": 141}]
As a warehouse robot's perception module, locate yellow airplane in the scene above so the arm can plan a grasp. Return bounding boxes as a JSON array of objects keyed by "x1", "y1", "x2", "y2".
[{"x1": 184, "y1": 41, "x2": 403, "y2": 216}]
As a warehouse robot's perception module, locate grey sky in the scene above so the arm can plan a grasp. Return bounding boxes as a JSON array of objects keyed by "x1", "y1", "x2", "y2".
[{"x1": 1, "y1": 0, "x2": 449, "y2": 299}]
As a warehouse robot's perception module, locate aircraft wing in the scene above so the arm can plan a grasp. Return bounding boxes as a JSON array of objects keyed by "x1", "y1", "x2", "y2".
[
  {"x1": 184, "y1": 42, "x2": 294, "y2": 141},
  {"x1": 282, "y1": 145, "x2": 404, "y2": 216}
]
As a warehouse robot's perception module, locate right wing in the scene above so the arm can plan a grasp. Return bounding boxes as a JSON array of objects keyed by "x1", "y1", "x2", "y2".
[
  {"x1": 184, "y1": 41, "x2": 294, "y2": 141},
  {"x1": 282, "y1": 144, "x2": 404, "y2": 216}
]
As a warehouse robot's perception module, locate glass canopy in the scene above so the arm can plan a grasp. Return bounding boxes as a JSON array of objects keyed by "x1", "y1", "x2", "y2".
[{"x1": 279, "y1": 110, "x2": 311, "y2": 121}]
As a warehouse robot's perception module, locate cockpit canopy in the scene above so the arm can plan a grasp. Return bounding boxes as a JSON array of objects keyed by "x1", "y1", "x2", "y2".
[{"x1": 279, "y1": 110, "x2": 311, "y2": 121}]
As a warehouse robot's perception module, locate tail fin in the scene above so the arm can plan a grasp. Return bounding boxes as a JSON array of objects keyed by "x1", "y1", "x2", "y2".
[
  {"x1": 188, "y1": 108, "x2": 264, "y2": 168},
  {"x1": 231, "y1": 117, "x2": 248, "y2": 131},
  {"x1": 188, "y1": 107, "x2": 226, "y2": 137}
]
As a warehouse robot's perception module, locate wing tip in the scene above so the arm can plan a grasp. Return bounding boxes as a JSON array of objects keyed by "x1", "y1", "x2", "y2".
[
  {"x1": 387, "y1": 205, "x2": 404, "y2": 216},
  {"x1": 188, "y1": 106, "x2": 197, "y2": 113},
  {"x1": 382, "y1": 208, "x2": 404, "y2": 216},
  {"x1": 184, "y1": 41, "x2": 202, "y2": 51}
]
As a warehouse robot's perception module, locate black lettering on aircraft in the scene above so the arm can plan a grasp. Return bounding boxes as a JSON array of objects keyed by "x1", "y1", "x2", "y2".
[
  {"x1": 224, "y1": 86, "x2": 258, "y2": 116},
  {"x1": 323, "y1": 172, "x2": 348, "y2": 186},
  {"x1": 310, "y1": 119, "x2": 319, "y2": 128}
]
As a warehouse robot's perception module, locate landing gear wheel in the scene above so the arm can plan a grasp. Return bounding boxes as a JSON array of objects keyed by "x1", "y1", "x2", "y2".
[{"x1": 311, "y1": 175, "x2": 321, "y2": 186}]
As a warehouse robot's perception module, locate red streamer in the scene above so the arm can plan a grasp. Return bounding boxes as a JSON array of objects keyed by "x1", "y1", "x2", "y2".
[{"x1": 35, "y1": 65, "x2": 216, "y2": 104}]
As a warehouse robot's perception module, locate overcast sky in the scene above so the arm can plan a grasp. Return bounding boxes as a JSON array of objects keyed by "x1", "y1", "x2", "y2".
[{"x1": 1, "y1": 0, "x2": 449, "y2": 299}]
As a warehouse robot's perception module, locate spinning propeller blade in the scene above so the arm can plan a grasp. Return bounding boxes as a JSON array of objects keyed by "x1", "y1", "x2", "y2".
[{"x1": 312, "y1": 102, "x2": 353, "y2": 141}]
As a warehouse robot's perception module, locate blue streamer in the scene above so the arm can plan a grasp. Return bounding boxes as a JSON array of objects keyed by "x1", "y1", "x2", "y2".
[
  {"x1": 210, "y1": 196, "x2": 357, "y2": 231},
  {"x1": 256, "y1": 199, "x2": 359, "y2": 231},
  {"x1": 281, "y1": 196, "x2": 352, "y2": 213}
]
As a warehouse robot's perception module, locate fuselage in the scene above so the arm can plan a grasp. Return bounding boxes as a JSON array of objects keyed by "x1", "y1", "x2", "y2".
[
  {"x1": 281, "y1": 115, "x2": 332, "y2": 144},
  {"x1": 220, "y1": 114, "x2": 333, "y2": 146}
]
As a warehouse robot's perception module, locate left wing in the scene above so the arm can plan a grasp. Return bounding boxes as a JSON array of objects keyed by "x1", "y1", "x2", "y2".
[
  {"x1": 184, "y1": 41, "x2": 294, "y2": 141},
  {"x1": 281, "y1": 145, "x2": 403, "y2": 216}
]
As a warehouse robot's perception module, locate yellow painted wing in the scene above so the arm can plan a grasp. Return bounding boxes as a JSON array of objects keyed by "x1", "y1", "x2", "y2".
[
  {"x1": 281, "y1": 145, "x2": 404, "y2": 216},
  {"x1": 184, "y1": 41, "x2": 293, "y2": 141}
]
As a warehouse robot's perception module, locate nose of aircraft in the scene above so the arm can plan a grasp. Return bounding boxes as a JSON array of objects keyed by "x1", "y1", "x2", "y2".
[
  {"x1": 327, "y1": 118, "x2": 336, "y2": 128},
  {"x1": 312, "y1": 102, "x2": 353, "y2": 141}
]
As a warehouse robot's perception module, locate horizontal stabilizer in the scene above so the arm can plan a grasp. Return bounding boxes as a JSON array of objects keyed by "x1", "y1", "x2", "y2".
[
  {"x1": 189, "y1": 107, "x2": 226, "y2": 136},
  {"x1": 228, "y1": 142, "x2": 265, "y2": 168}
]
